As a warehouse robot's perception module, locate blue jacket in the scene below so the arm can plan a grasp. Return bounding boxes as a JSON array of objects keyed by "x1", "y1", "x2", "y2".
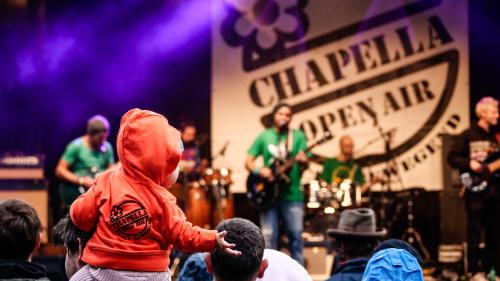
[{"x1": 325, "y1": 258, "x2": 368, "y2": 281}]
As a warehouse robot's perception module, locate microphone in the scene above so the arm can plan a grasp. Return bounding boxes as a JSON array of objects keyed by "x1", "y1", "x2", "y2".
[
  {"x1": 220, "y1": 141, "x2": 229, "y2": 156},
  {"x1": 278, "y1": 120, "x2": 289, "y2": 132},
  {"x1": 386, "y1": 127, "x2": 397, "y2": 137},
  {"x1": 378, "y1": 126, "x2": 397, "y2": 138}
]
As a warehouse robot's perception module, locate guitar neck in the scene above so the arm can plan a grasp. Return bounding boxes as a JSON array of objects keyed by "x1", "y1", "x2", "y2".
[{"x1": 279, "y1": 142, "x2": 319, "y2": 172}]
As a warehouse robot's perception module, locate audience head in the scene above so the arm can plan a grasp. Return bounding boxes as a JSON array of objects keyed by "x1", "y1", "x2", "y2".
[
  {"x1": 0, "y1": 198, "x2": 42, "y2": 261},
  {"x1": 362, "y1": 248, "x2": 424, "y2": 281},
  {"x1": 53, "y1": 214, "x2": 93, "y2": 278},
  {"x1": 372, "y1": 239, "x2": 424, "y2": 265},
  {"x1": 327, "y1": 208, "x2": 386, "y2": 259},
  {"x1": 207, "y1": 218, "x2": 267, "y2": 281}
]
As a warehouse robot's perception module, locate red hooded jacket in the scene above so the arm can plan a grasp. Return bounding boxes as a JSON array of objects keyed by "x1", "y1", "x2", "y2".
[{"x1": 70, "y1": 109, "x2": 217, "y2": 272}]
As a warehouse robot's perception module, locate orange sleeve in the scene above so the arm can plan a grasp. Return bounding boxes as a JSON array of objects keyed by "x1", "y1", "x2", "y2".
[
  {"x1": 162, "y1": 203, "x2": 217, "y2": 253},
  {"x1": 70, "y1": 184, "x2": 100, "y2": 232}
]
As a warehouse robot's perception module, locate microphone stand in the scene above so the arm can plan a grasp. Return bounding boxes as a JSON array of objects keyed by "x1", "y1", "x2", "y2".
[
  {"x1": 210, "y1": 141, "x2": 229, "y2": 164},
  {"x1": 376, "y1": 124, "x2": 404, "y2": 229}
]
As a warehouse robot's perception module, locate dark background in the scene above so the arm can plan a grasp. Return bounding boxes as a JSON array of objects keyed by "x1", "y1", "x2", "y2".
[{"x1": 0, "y1": 0, "x2": 499, "y2": 261}]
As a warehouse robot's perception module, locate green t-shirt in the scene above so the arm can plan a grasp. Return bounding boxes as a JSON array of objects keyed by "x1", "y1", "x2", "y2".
[
  {"x1": 319, "y1": 158, "x2": 365, "y2": 185},
  {"x1": 60, "y1": 137, "x2": 115, "y2": 206},
  {"x1": 248, "y1": 128, "x2": 308, "y2": 202}
]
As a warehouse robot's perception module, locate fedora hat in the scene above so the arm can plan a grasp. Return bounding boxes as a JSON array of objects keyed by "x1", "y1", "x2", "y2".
[{"x1": 327, "y1": 208, "x2": 386, "y2": 238}]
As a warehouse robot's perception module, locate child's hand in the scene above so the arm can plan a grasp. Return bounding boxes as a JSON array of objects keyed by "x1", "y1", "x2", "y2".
[{"x1": 216, "y1": 231, "x2": 241, "y2": 256}]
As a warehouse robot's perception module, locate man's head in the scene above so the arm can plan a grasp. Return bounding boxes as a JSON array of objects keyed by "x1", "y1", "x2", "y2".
[
  {"x1": 327, "y1": 208, "x2": 385, "y2": 260},
  {"x1": 0, "y1": 198, "x2": 42, "y2": 261},
  {"x1": 181, "y1": 122, "x2": 197, "y2": 144},
  {"x1": 53, "y1": 214, "x2": 93, "y2": 278},
  {"x1": 339, "y1": 135, "x2": 354, "y2": 160},
  {"x1": 332, "y1": 236, "x2": 379, "y2": 260},
  {"x1": 475, "y1": 96, "x2": 499, "y2": 127},
  {"x1": 272, "y1": 103, "x2": 292, "y2": 131},
  {"x1": 87, "y1": 115, "x2": 110, "y2": 149},
  {"x1": 207, "y1": 218, "x2": 267, "y2": 281}
]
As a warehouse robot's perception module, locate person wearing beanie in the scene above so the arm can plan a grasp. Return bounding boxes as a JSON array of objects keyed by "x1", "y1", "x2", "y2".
[
  {"x1": 361, "y1": 248, "x2": 424, "y2": 281},
  {"x1": 56, "y1": 114, "x2": 117, "y2": 207},
  {"x1": 69, "y1": 109, "x2": 239, "y2": 280}
]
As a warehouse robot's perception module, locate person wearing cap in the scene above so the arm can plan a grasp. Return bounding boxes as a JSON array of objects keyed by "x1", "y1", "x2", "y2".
[
  {"x1": 56, "y1": 115, "x2": 117, "y2": 207},
  {"x1": 68, "y1": 109, "x2": 239, "y2": 280},
  {"x1": 362, "y1": 248, "x2": 424, "y2": 281},
  {"x1": 326, "y1": 208, "x2": 386, "y2": 281},
  {"x1": 245, "y1": 102, "x2": 309, "y2": 265}
]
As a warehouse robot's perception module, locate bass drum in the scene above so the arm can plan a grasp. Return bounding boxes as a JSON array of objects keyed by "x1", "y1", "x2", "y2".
[{"x1": 185, "y1": 186, "x2": 211, "y2": 229}]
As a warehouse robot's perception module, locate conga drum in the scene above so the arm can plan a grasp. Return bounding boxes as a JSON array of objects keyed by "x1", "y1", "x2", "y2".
[
  {"x1": 208, "y1": 168, "x2": 234, "y2": 226},
  {"x1": 185, "y1": 185, "x2": 211, "y2": 229}
]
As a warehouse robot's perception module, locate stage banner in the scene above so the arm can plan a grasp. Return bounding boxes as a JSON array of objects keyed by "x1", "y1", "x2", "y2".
[{"x1": 212, "y1": 0, "x2": 468, "y2": 192}]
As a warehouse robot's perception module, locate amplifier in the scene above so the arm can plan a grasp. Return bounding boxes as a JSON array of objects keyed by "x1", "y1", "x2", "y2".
[
  {"x1": 0, "y1": 154, "x2": 44, "y2": 180},
  {"x1": 0, "y1": 154, "x2": 47, "y2": 243}
]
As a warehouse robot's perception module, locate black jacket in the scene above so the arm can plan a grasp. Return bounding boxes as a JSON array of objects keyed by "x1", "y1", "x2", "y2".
[{"x1": 0, "y1": 260, "x2": 50, "y2": 281}]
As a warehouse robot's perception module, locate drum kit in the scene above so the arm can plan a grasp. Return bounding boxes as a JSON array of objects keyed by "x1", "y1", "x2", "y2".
[
  {"x1": 304, "y1": 179, "x2": 364, "y2": 214},
  {"x1": 303, "y1": 178, "x2": 366, "y2": 237}
]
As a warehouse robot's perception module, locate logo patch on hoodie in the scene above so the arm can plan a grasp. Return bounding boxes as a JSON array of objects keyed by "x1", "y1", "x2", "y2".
[{"x1": 109, "y1": 200, "x2": 152, "y2": 240}]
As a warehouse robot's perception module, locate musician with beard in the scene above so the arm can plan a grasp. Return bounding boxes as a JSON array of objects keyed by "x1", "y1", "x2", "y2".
[
  {"x1": 448, "y1": 96, "x2": 500, "y2": 275},
  {"x1": 245, "y1": 103, "x2": 309, "y2": 265}
]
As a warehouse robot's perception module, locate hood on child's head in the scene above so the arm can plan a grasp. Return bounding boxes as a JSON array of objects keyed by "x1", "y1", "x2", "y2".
[{"x1": 117, "y1": 108, "x2": 182, "y2": 186}]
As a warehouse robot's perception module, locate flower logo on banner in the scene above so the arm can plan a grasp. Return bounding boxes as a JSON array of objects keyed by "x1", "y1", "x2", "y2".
[{"x1": 221, "y1": 0, "x2": 309, "y2": 70}]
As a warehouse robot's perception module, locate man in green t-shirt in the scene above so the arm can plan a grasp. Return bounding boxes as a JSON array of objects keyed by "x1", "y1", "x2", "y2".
[
  {"x1": 56, "y1": 115, "x2": 116, "y2": 207},
  {"x1": 320, "y1": 136, "x2": 373, "y2": 196},
  {"x1": 245, "y1": 103, "x2": 308, "y2": 265}
]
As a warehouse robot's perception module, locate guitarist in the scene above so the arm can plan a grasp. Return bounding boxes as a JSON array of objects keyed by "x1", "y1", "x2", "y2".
[
  {"x1": 56, "y1": 115, "x2": 116, "y2": 208},
  {"x1": 447, "y1": 96, "x2": 500, "y2": 274},
  {"x1": 245, "y1": 103, "x2": 309, "y2": 266}
]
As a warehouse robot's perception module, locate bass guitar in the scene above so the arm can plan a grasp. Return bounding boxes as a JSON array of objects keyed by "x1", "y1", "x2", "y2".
[{"x1": 246, "y1": 132, "x2": 333, "y2": 210}]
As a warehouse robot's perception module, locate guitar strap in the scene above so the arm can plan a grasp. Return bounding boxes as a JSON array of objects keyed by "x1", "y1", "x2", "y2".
[
  {"x1": 348, "y1": 163, "x2": 358, "y2": 181},
  {"x1": 286, "y1": 129, "x2": 294, "y2": 158}
]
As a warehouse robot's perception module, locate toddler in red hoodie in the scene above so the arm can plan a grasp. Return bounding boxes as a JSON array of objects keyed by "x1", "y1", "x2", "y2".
[{"x1": 69, "y1": 109, "x2": 239, "y2": 280}]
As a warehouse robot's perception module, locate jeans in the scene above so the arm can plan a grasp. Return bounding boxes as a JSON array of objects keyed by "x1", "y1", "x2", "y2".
[{"x1": 260, "y1": 201, "x2": 304, "y2": 265}]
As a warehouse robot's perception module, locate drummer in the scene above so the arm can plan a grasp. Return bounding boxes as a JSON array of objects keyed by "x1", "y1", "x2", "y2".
[
  {"x1": 179, "y1": 122, "x2": 208, "y2": 181},
  {"x1": 319, "y1": 135, "x2": 374, "y2": 194}
]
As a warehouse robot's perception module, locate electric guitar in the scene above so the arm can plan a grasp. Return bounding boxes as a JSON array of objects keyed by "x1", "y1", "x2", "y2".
[
  {"x1": 246, "y1": 132, "x2": 333, "y2": 210},
  {"x1": 460, "y1": 148, "x2": 500, "y2": 194}
]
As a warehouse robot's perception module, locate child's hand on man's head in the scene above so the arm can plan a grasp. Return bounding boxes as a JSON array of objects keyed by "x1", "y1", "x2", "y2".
[{"x1": 215, "y1": 231, "x2": 241, "y2": 256}]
